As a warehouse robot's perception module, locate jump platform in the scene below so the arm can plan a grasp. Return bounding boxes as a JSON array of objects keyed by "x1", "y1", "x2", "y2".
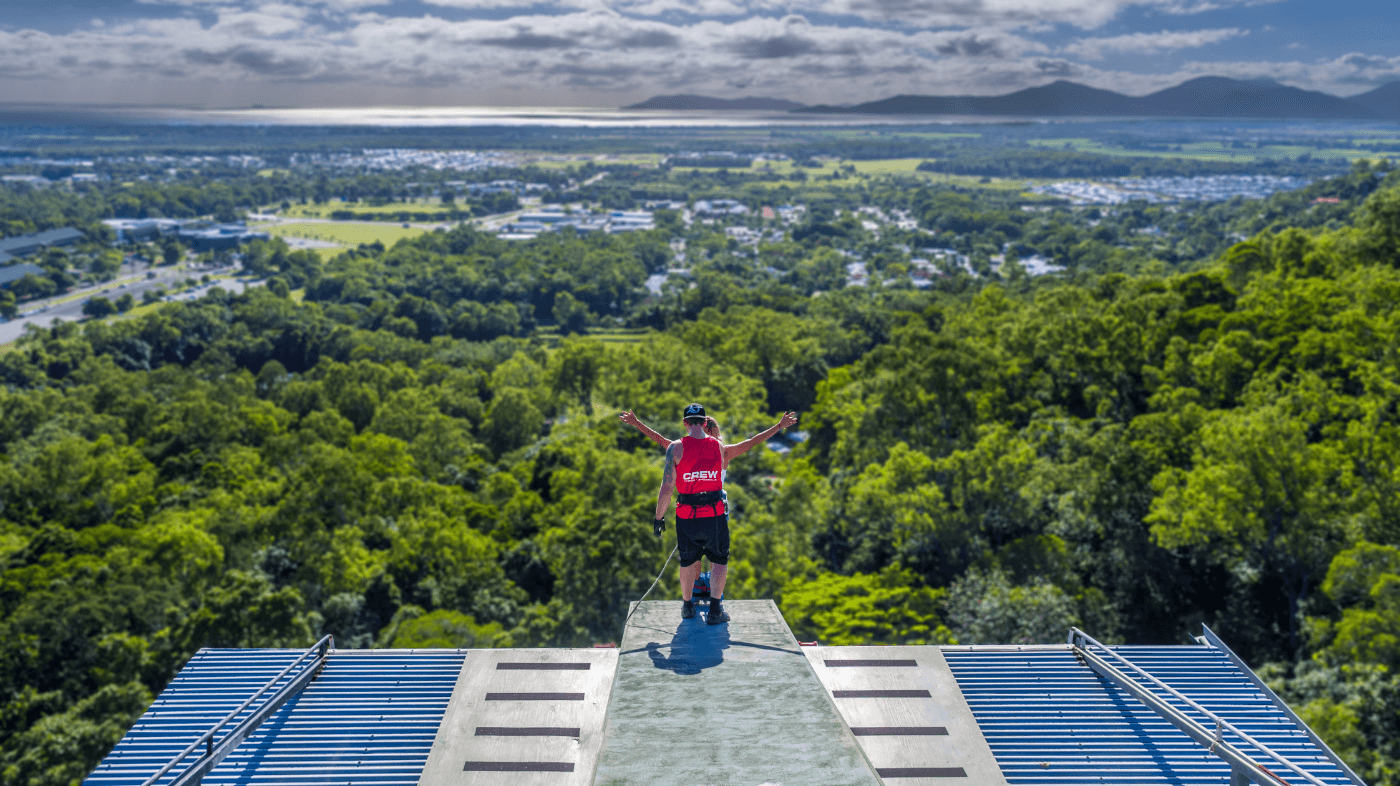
[
  {"x1": 89, "y1": 605, "x2": 1361, "y2": 786},
  {"x1": 592, "y1": 599, "x2": 879, "y2": 786}
]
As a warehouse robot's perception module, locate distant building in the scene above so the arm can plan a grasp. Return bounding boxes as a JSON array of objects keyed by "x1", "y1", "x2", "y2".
[
  {"x1": 1, "y1": 175, "x2": 48, "y2": 187},
  {"x1": 0, "y1": 263, "x2": 49, "y2": 289},
  {"x1": 103, "y1": 218, "x2": 184, "y2": 242},
  {"x1": 516, "y1": 211, "x2": 573, "y2": 224},
  {"x1": 498, "y1": 209, "x2": 654, "y2": 240},
  {"x1": 608, "y1": 211, "x2": 655, "y2": 233},
  {"x1": 693, "y1": 199, "x2": 749, "y2": 217},
  {"x1": 0, "y1": 227, "x2": 85, "y2": 258},
  {"x1": 177, "y1": 223, "x2": 271, "y2": 251},
  {"x1": 725, "y1": 226, "x2": 760, "y2": 243}
]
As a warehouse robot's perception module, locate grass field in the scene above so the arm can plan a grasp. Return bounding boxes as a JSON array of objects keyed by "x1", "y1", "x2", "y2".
[
  {"x1": 672, "y1": 157, "x2": 1043, "y2": 191},
  {"x1": 282, "y1": 199, "x2": 456, "y2": 219},
  {"x1": 302, "y1": 247, "x2": 347, "y2": 262},
  {"x1": 1026, "y1": 137, "x2": 1379, "y2": 164},
  {"x1": 264, "y1": 222, "x2": 431, "y2": 247}
]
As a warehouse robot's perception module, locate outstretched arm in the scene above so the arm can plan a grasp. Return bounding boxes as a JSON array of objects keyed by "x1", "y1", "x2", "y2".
[
  {"x1": 620, "y1": 410, "x2": 672, "y2": 450},
  {"x1": 723, "y1": 412, "x2": 799, "y2": 462},
  {"x1": 655, "y1": 441, "x2": 682, "y2": 520}
]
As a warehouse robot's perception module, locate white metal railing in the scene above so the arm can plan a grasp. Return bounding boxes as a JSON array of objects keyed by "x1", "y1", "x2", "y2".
[
  {"x1": 140, "y1": 635, "x2": 333, "y2": 786},
  {"x1": 1069, "y1": 627, "x2": 1331, "y2": 786},
  {"x1": 1197, "y1": 624, "x2": 1367, "y2": 786}
]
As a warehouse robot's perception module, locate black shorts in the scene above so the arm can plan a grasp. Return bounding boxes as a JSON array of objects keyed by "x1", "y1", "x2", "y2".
[{"x1": 676, "y1": 514, "x2": 729, "y2": 567}]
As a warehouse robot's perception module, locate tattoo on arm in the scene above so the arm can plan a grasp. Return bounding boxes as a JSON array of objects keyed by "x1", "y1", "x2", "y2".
[
  {"x1": 661, "y1": 445, "x2": 677, "y2": 488},
  {"x1": 657, "y1": 442, "x2": 680, "y2": 518}
]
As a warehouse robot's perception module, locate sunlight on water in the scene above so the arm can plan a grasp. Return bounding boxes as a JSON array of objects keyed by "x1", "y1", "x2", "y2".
[{"x1": 0, "y1": 103, "x2": 1044, "y2": 128}]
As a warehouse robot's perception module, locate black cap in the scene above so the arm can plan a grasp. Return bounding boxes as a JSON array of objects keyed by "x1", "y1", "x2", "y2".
[{"x1": 683, "y1": 402, "x2": 706, "y2": 420}]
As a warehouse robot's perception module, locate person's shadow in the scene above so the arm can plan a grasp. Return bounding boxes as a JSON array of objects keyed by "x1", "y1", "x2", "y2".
[{"x1": 644, "y1": 619, "x2": 731, "y2": 675}]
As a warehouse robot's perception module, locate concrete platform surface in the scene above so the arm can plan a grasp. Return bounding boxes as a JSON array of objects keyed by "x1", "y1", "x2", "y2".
[
  {"x1": 804, "y1": 646, "x2": 1008, "y2": 786},
  {"x1": 592, "y1": 599, "x2": 880, "y2": 786},
  {"x1": 419, "y1": 648, "x2": 619, "y2": 786}
]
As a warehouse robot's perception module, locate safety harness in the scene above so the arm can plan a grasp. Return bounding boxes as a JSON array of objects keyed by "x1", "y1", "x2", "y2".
[{"x1": 677, "y1": 489, "x2": 724, "y2": 506}]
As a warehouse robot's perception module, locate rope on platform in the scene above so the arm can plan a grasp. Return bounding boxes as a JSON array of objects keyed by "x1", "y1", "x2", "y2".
[{"x1": 622, "y1": 545, "x2": 677, "y2": 632}]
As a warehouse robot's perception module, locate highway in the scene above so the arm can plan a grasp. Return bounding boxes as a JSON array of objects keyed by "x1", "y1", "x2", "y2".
[{"x1": 0, "y1": 258, "x2": 262, "y2": 346}]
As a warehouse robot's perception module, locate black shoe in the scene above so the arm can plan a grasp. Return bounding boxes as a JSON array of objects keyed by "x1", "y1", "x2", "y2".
[
  {"x1": 705, "y1": 604, "x2": 729, "y2": 625},
  {"x1": 681, "y1": 600, "x2": 696, "y2": 619}
]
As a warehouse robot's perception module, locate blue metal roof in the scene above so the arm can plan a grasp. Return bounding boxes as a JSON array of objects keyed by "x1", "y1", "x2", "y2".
[
  {"x1": 86, "y1": 648, "x2": 466, "y2": 786},
  {"x1": 0, "y1": 262, "x2": 46, "y2": 286},
  {"x1": 0, "y1": 227, "x2": 84, "y2": 255},
  {"x1": 89, "y1": 633, "x2": 1361, "y2": 785},
  {"x1": 943, "y1": 645, "x2": 1354, "y2": 786}
]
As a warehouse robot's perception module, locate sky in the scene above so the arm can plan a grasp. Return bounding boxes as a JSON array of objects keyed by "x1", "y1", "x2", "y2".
[{"x1": 0, "y1": 0, "x2": 1396, "y2": 108}]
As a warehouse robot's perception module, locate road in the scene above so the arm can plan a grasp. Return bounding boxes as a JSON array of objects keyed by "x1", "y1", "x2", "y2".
[
  {"x1": 0, "y1": 209, "x2": 525, "y2": 346},
  {"x1": 0, "y1": 260, "x2": 262, "y2": 346}
]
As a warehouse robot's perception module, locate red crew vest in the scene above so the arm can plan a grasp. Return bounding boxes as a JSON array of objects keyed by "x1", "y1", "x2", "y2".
[{"x1": 675, "y1": 435, "x2": 724, "y2": 519}]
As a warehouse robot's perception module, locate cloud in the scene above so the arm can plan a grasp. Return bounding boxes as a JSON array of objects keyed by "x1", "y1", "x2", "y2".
[
  {"x1": 0, "y1": 0, "x2": 1384, "y2": 107},
  {"x1": 479, "y1": 30, "x2": 578, "y2": 48},
  {"x1": 1034, "y1": 59, "x2": 1079, "y2": 77},
  {"x1": 615, "y1": 29, "x2": 679, "y2": 47},
  {"x1": 1063, "y1": 27, "x2": 1246, "y2": 60},
  {"x1": 184, "y1": 45, "x2": 317, "y2": 76},
  {"x1": 415, "y1": 0, "x2": 1281, "y2": 29},
  {"x1": 1151, "y1": 0, "x2": 1280, "y2": 13},
  {"x1": 731, "y1": 34, "x2": 817, "y2": 58},
  {"x1": 934, "y1": 34, "x2": 1004, "y2": 58}
]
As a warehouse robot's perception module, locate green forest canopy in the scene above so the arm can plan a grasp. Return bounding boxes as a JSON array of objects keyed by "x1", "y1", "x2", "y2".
[{"x1": 4, "y1": 177, "x2": 1400, "y2": 784}]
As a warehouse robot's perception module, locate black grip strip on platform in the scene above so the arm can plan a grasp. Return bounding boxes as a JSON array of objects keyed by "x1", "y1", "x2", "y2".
[
  {"x1": 463, "y1": 762, "x2": 576, "y2": 772},
  {"x1": 876, "y1": 767, "x2": 967, "y2": 778},
  {"x1": 496, "y1": 662, "x2": 591, "y2": 670},
  {"x1": 476, "y1": 727, "x2": 582, "y2": 737},
  {"x1": 824, "y1": 659, "x2": 918, "y2": 667},
  {"x1": 851, "y1": 726, "x2": 948, "y2": 736},
  {"x1": 484, "y1": 693, "x2": 585, "y2": 701},
  {"x1": 832, "y1": 689, "x2": 931, "y2": 698}
]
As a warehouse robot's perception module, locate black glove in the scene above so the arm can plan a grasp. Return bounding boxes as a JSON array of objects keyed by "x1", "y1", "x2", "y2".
[{"x1": 654, "y1": 518, "x2": 666, "y2": 538}]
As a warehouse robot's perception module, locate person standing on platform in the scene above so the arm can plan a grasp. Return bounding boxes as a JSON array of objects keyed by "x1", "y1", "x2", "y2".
[{"x1": 640, "y1": 404, "x2": 798, "y2": 624}]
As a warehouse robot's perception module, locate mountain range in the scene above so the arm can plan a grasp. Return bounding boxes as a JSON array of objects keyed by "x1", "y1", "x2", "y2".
[{"x1": 623, "y1": 77, "x2": 1400, "y2": 119}]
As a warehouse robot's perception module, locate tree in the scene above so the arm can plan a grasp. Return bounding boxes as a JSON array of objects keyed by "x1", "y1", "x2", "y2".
[
  {"x1": 379, "y1": 607, "x2": 508, "y2": 648},
  {"x1": 552, "y1": 291, "x2": 592, "y2": 335},
  {"x1": 0, "y1": 682, "x2": 152, "y2": 786},
  {"x1": 480, "y1": 388, "x2": 544, "y2": 456},
  {"x1": 88, "y1": 250, "x2": 123, "y2": 280},
  {"x1": 160, "y1": 237, "x2": 183, "y2": 266},
  {"x1": 114, "y1": 293, "x2": 135, "y2": 313},
  {"x1": 943, "y1": 568, "x2": 1081, "y2": 645},
  {"x1": 0, "y1": 291, "x2": 16, "y2": 319},
  {"x1": 1149, "y1": 394, "x2": 1354, "y2": 652},
  {"x1": 82, "y1": 297, "x2": 117, "y2": 319},
  {"x1": 10, "y1": 273, "x2": 56, "y2": 301},
  {"x1": 782, "y1": 568, "x2": 953, "y2": 645},
  {"x1": 1311, "y1": 543, "x2": 1400, "y2": 671}
]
